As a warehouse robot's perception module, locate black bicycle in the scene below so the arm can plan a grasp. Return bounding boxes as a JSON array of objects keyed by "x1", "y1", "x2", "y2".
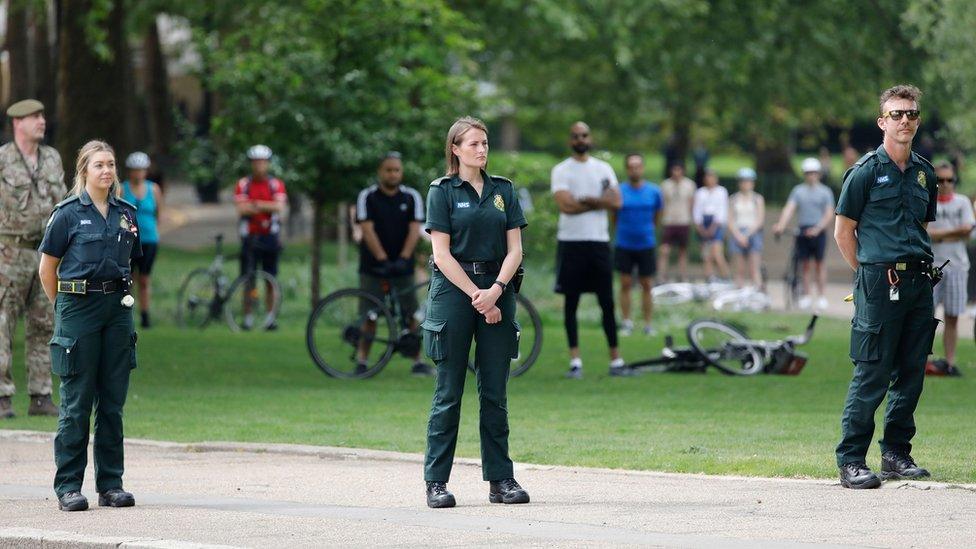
[
  {"x1": 306, "y1": 278, "x2": 543, "y2": 379},
  {"x1": 625, "y1": 316, "x2": 818, "y2": 376},
  {"x1": 777, "y1": 229, "x2": 802, "y2": 310},
  {"x1": 175, "y1": 234, "x2": 282, "y2": 331}
]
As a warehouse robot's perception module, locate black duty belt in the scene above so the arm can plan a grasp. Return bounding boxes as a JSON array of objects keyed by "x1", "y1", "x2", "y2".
[
  {"x1": 58, "y1": 279, "x2": 125, "y2": 294},
  {"x1": 0, "y1": 234, "x2": 41, "y2": 249},
  {"x1": 430, "y1": 259, "x2": 501, "y2": 275},
  {"x1": 864, "y1": 261, "x2": 932, "y2": 272}
]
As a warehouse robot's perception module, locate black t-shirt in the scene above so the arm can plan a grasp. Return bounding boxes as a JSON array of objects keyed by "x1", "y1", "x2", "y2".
[{"x1": 355, "y1": 184, "x2": 425, "y2": 274}]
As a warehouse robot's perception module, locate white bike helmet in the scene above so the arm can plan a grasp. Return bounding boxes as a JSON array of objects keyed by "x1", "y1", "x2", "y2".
[
  {"x1": 736, "y1": 167, "x2": 757, "y2": 181},
  {"x1": 801, "y1": 157, "x2": 822, "y2": 173},
  {"x1": 247, "y1": 144, "x2": 273, "y2": 160},
  {"x1": 125, "y1": 151, "x2": 151, "y2": 170}
]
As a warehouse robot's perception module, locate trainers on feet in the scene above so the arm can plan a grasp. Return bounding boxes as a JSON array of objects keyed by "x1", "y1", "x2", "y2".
[
  {"x1": 643, "y1": 324, "x2": 657, "y2": 336},
  {"x1": 619, "y1": 319, "x2": 634, "y2": 336},
  {"x1": 815, "y1": 296, "x2": 829, "y2": 312},
  {"x1": 565, "y1": 358, "x2": 583, "y2": 379},
  {"x1": 797, "y1": 295, "x2": 812, "y2": 310}
]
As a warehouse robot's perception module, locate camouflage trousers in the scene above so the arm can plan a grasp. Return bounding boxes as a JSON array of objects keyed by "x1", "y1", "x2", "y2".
[{"x1": 0, "y1": 242, "x2": 53, "y2": 397}]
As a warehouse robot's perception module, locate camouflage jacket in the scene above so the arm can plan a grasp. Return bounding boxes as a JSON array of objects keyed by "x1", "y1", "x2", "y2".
[{"x1": 0, "y1": 142, "x2": 66, "y2": 239}]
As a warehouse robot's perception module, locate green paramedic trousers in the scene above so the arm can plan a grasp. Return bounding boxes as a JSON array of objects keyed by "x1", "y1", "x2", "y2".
[
  {"x1": 836, "y1": 265, "x2": 938, "y2": 466},
  {"x1": 422, "y1": 271, "x2": 520, "y2": 482},
  {"x1": 50, "y1": 291, "x2": 136, "y2": 497}
]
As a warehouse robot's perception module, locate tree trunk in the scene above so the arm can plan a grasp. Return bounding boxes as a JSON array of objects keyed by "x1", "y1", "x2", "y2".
[
  {"x1": 754, "y1": 141, "x2": 795, "y2": 176},
  {"x1": 310, "y1": 198, "x2": 324, "y2": 306},
  {"x1": 6, "y1": 0, "x2": 32, "y2": 103},
  {"x1": 57, "y1": 0, "x2": 130, "y2": 179},
  {"x1": 337, "y1": 201, "x2": 348, "y2": 270},
  {"x1": 30, "y1": 3, "x2": 56, "y2": 120},
  {"x1": 108, "y1": 0, "x2": 137, "y2": 155},
  {"x1": 143, "y1": 17, "x2": 173, "y2": 157}
]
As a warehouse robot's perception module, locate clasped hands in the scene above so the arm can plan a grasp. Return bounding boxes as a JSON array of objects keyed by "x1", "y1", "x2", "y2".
[{"x1": 471, "y1": 285, "x2": 503, "y2": 324}]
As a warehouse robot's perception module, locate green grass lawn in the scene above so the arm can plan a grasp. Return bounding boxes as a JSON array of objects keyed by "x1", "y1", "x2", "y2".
[{"x1": 4, "y1": 248, "x2": 975, "y2": 482}]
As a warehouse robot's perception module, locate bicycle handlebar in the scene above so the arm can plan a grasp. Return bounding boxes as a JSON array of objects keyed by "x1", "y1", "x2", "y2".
[{"x1": 793, "y1": 315, "x2": 818, "y2": 346}]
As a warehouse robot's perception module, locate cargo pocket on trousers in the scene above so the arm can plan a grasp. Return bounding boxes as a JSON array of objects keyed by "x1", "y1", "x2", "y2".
[
  {"x1": 849, "y1": 319, "x2": 882, "y2": 362},
  {"x1": 924, "y1": 318, "x2": 941, "y2": 355},
  {"x1": 421, "y1": 318, "x2": 447, "y2": 360},
  {"x1": 510, "y1": 320, "x2": 522, "y2": 360},
  {"x1": 49, "y1": 335, "x2": 80, "y2": 377},
  {"x1": 129, "y1": 332, "x2": 138, "y2": 369}
]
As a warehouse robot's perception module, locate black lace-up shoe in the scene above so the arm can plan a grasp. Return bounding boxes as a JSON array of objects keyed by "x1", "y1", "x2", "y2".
[
  {"x1": 839, "y1": 462, "x2": 882, "y2": 489},
  {"x1": 98, "y1": 488, "x2": 135, "y2": 507},
  {"x1": 880, "y1": 452, "x2": 931, "y2": 480},
  {"x1": 489, "y1": 478, "x2": 530, "y2": 504},
  {"x1": 426, "y1": 481, "x2": 456, "y2": 508},
  {"x1": 58, "y1": 491, "x2": 89, "y2": 511}
]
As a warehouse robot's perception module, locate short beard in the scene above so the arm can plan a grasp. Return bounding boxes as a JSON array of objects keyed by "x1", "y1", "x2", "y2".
[{"x1": 571, "y1": 143, "x2": 590, "y2": 155}]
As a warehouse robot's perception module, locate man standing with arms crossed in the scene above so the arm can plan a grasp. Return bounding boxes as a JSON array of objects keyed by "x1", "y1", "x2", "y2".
[
  {"x1": 551, "y1": 122, "x2": 625, "y2": 379},
  {"x1": 834, "y1": 85, "x2": 938, "y2": 489},
  {"x1": 0, "y1": 99, "x2": 64, "y2": 418}
]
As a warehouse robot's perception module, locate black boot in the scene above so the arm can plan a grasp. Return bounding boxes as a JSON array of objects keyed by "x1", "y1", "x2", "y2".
[
  {"x1": 880, "y1": 452, "x2": 930, "y2": 480},
  {"x1": 426, "y1": 481, "x2": 456, "y2": 508},
  {"x1": 489, "y1": 478, "x2": 530, "y2": 504},
  {"x1": 839, "y1": 462, "x2": 881, "y2": 489},
  {"x1": 98, "y1": 488, "x2": 135, "y2": 507},
  {"x1": 58, "y1": 491, "x2": 89, "y2": 511}
]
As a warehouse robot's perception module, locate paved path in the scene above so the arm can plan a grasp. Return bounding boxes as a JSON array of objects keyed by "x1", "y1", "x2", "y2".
[{"x1": 2, "y1": 431, "x2": 974, "y2": 548}]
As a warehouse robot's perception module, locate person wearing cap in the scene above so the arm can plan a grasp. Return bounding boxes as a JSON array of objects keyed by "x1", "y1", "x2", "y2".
[
  {"x1": 122, "y1": 152, "x2": 163, "y2": 329},
  {"x1": 422, "y1": 116, "x2": 529, "y2": 508},
  {"x1": 0, "y1": 99, "x2": 65, "y2": 419},
  {"x1": 773, "y1": 156, "x2": 835, "y2": 311},
  {"x1": 354, "y1": 152, "x2": 431, "y2": 376},
  {"x1": 728, "y1": 168, "x2": 765, "y2": 288},
  {"x1": 926, "y1": 161, "x2": 972, "y2": 374},
  {"x1": 692, "y1": 169, "x2": 731, "y2": 282},
  {"x1": 38, "y1": 140, "x2": 141, "y2": 511},
  {"x1": 234, "y1": 144, "x2": 287, "y2": 330},
  {"x1": 833, "y1": 84, "x2": 938, "y2": 489}
]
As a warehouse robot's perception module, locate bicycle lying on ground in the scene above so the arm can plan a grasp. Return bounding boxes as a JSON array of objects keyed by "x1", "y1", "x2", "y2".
[
  {"x1": 652, "y1": 280, "x2": 772, "y2": 312},
  {"x1": 306, "y1": 277, "x2": 543, "y2": 379},
  {"x1": 175, "y1": 234, "x2": 282, "y2": 331},
  {"x1": 624, "y1": 315, "x2": 818, "y2": 376}
]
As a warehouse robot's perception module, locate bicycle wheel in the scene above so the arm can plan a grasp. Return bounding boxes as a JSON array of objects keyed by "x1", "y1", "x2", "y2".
[
  {"x1": 175, "y1": 268, "x2": 218, "y2": 328},
  {"x1": 511, "y1": 294, "x2": 543, "y2": 377},
  {"x1": 686, "y1": 319, "x2": 764, "y2": 375},
  {"x1": 652, "y1": 283, "x2": 695, "y2": 305},
  {"x1": 306, "y1": 288, "x2": 396, "y2": 379},
  {"x1": 224, "y1": 270, "x2": 282, "y2": 332}
]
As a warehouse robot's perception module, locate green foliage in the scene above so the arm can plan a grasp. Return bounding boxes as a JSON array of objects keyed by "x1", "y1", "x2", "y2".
[{"x1": 195, "y1": 0, "x2": 479, "y2": 203}]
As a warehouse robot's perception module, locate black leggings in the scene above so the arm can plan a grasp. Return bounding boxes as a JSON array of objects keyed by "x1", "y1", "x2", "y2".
[{"x1": 563, "y1": 288, "x2": 618, "y2": 349}]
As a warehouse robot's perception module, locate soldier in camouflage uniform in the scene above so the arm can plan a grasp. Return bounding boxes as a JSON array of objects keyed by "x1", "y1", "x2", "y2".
[{"x1": 0, "y1": 99, "x2": 65, "y2": 418}]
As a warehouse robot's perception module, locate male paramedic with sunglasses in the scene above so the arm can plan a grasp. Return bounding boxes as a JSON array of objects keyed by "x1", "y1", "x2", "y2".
[{"x1": 833, "y1": 84, "x2": 939, "y2": 489}]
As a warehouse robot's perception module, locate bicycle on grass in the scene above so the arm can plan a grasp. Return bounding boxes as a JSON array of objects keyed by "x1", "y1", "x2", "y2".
[
  {"x1": 306, "y1": 277, "x2": 543, "y2": 379},
  {"x1": 175, "y1": 234, "x2": 282, "y2": 331}
]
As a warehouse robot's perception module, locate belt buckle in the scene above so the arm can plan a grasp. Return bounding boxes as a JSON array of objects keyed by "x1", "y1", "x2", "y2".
[
  {"x1": 472, "y1": 262, "x2": 485, "y2": 275},
  {"x1": 101, "y1": 280, "x2": 112, "y2": 292},
  {"x1": 58, "y1": 280, "x2": 86, "y2": 294},
  {"x1": 895, "y1": 262, "x2": 907, "y2": 271}
]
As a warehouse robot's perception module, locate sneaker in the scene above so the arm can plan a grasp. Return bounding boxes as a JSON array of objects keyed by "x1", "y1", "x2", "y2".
[
  {"x1": 643, "y1": 324, "x2": 657, "y2": 336},
  {"x1": 411, "y1": 362, "x2": 434, "y2": 377},
  {"x1": 815, "y1": 296, "x2": 829, "y2": 312},
  {"x1": 797, "y1": 295, "x2": 812, "y2": 310},
  {"x1": 565, "y1": 358, "x2": 583, "y2": 379},
  {"x1": 619, "y1": 319, "x2": 634, "y2": 337},
  {"x1": 354, "y1": 361, "x2": 369, "y2": 376},
  {"x1": 242, "y1": 314, "x2": 255, "y2": 331},
  {"x1": 608, "y1": 357, "x2": 632, "y2": 377}
]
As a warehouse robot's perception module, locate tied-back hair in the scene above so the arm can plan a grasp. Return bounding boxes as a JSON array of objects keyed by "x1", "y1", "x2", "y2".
[
  {"x1": 444, "y1": 116, "x2": 488, "y2": 176},
  {"x1": 71, "y1": 140, "x2": 121, "y2": 198}
]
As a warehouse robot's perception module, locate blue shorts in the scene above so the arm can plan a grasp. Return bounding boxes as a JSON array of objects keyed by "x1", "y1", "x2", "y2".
[
  {"x1": 699, "y1": 216, "x2": 725, "y2": 243},
  {"x1": 728, "y1": 229, "x2": 763, "y2": 255}
]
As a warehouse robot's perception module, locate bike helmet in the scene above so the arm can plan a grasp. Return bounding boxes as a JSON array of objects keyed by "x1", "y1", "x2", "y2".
[
  {"x1": 736, "y1": 167, "x2": 757, "y2": 181},
  {"x1": 801, "y1": 157, "x2": 822, "y2": 173},
  {"x1": 247, "y1": 144, "x2": 273, "y2": 160},
  {"x1": 125, "y1": 151, "x2": 151, "y2": 170}
]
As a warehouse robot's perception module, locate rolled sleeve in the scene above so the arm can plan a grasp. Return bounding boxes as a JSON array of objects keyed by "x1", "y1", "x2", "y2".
[
  {"x1": 424, "y1": 185, "x2": 451, "y2": 234},
  {"x1": 836, "y1": 167, "x2": 869, "y2": 221},
  {"x1": 39, "y1": 209, "x2": 70, "y2": 258},
  {"x1": 506, "y1": 185, "x2": 527, "y2": 230}
]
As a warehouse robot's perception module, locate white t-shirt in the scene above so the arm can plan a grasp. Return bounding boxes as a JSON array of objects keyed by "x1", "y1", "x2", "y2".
[
  {"x1": 931, "y1": 193, "x2": 976, "y2": 271},
  {"x1": 551, "y1": 156, "x2": 619, "y2": 242},
  {"x1": 692, "y1": 185, "x2": 729, "y2": 226}
]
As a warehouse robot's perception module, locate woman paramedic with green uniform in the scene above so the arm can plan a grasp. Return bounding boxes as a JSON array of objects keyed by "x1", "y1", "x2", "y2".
[
  {"x1": 422, "y1": 116, "x2": 530, "y2": 508},
  {"x1": 38, "y1": 140, "x2": 141, "y2": 512}
]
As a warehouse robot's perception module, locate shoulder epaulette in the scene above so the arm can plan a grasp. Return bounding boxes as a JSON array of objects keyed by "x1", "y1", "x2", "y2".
[
  {"x1": 429, "y1": 176, "x2": 451, "y2": 187},
  {"x1": 490, "y1": 175, "x2": 513, "y2": 185},
  {"x1": 54, "y1": 195, "x2": 81, "y2": 209},
  {"x1": 118, "y1": 197, "x2": 137, "y2": 210},
  {"x1": 912, "y1": 151, "x2": 934, "y2": 171},
  {"x1": 841, "y1": 151, "x2": 878, "y2": 185}
]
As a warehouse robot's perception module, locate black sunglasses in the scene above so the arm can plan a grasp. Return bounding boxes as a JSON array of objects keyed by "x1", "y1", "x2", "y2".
[
  {"x1": 571, "y1": 132, "x2": 589, "y2": 139},
  {"x1": 938, "y1": 177, "x2": 955, "y2": 184},
  {"x1": 882, "y1": 109, "x2": 920, "y2": 121}
]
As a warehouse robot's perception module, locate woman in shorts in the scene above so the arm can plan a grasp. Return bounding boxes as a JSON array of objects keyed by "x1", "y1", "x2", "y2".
[{"x1": 728, "y1": 168, "x2": 765, "y2": 288}]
